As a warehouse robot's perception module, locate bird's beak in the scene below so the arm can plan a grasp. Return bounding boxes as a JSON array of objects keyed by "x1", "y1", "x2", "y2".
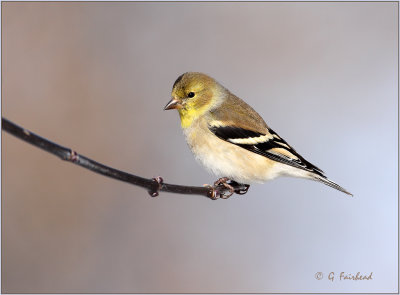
[{"x1": 164, "y1": 98, "x2": 181, "y2": 110}]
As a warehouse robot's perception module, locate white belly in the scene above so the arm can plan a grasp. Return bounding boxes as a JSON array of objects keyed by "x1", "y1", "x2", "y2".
[{"x1": 182, "y1": 119, "x2": 291, "y2": 184}]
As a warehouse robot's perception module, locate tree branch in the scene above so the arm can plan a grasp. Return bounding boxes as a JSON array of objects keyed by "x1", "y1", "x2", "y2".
[{"x1": 2, "y1": 118, "x2": 250, "y2": 200}]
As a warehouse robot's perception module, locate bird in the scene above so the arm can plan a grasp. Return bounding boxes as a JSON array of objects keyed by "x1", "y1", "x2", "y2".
[{"x1": 164, "y1": 72, "x2": 352, "y2": 198}]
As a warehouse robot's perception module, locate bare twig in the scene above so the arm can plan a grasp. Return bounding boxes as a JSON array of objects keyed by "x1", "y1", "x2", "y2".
[{"x1": 2, "y1": 118, "x2": 250, "y2": 200}]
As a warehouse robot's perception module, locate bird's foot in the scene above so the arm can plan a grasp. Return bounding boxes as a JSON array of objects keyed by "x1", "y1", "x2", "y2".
[
  {"x1": 208, "y1": 177, "x2": 251, "y2": 199},
  {"x1": 233, "y1": 182, "x2": 250, "y2": 195},
  {"x1": 148, "y1": 176, "x2": 163, "y2": 197},
  {"x1": 214, "y1": 177, "x2": 235, "y2": 199}
]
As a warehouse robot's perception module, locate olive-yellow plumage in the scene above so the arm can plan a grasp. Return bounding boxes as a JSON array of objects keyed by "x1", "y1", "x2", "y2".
[{"x1": 164, "y1": 72, "x2": 352, "y2": 196}]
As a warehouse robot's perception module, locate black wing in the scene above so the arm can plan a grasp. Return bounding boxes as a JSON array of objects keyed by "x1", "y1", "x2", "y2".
[{"x1": 209, "y1": 125, "x2": 325, "y2": 177}]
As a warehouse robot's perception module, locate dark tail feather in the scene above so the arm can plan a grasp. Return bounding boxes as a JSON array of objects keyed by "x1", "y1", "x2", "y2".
[{"x1": 311, "y1": 175, "x2": 353, "y2": 196}]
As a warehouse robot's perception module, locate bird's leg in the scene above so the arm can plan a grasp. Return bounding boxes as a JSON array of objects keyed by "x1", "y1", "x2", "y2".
[
  {"x1": 207, "y1": 178, "x2": 251, "y2": 199},
  {"x1": 223, "y1": 179, "x2": 250, "y2": 195},
  {"x1": 214, "y1": 177, "x2": 230, "y2": 186},
  {"x1": 148, "y1": 176, "x2": 164, "y2": 197},
  {"x1": 213, "y1": 177, "x2": 235, "y2": 199}
]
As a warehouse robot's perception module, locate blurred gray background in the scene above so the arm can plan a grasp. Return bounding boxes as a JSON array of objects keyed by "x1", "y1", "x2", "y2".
[{"x1": 2, "y1": 2, "x2": 398, "y2": 293}]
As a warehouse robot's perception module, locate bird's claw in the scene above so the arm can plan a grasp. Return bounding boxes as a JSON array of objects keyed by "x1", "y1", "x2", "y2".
[
  {"x1": 149, "y1": 176, "x2": 163, "y2": 197},
  {"x1": 206, "y1": 178, "x2": 250, "y2": 200},
  {"x1": 235, "y1": 184, "x2": 250, "y2": 195}
]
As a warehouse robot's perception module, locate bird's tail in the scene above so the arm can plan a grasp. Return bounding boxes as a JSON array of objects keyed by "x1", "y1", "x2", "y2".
[{"x1": 310, "y1": 174, "x2": 353, "y2": 196}]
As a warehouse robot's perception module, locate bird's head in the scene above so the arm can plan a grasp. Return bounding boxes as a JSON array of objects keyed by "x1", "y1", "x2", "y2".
[{"x1": 164, "y1": 72, "x2": 227, "y2": 128}]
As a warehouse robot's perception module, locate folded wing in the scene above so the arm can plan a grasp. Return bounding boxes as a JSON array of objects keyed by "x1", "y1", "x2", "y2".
[{"x1": 208, "y1": 124, "x2": 325, "y2": 177}]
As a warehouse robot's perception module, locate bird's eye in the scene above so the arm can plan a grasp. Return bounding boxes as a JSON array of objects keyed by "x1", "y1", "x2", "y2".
[{"x1": 188, "y1": 92, "x2": 195, "y2": 98}]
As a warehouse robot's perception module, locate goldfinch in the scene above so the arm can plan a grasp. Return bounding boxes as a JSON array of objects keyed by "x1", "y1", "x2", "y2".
[{"x1": 164, "y1": 72, "x2": 352, "y2": 197}]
